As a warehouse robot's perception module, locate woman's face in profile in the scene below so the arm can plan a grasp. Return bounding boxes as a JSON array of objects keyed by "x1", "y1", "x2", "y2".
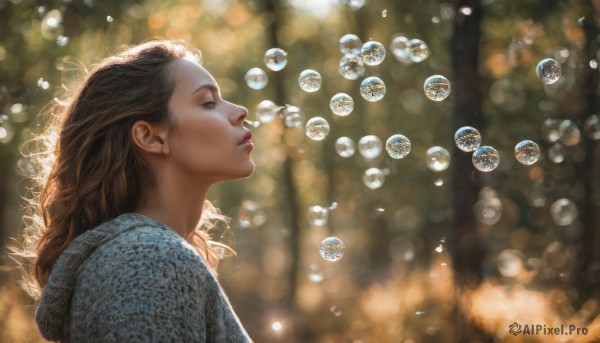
[{"x1": 166, "y1": 58, "x2": 255, "y2": 183}]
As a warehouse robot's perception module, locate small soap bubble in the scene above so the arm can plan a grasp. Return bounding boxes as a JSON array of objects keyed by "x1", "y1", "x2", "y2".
[
  {"x1": 434, "y1": 178, "x2": 444, "y2": 186},
  {"x1": 307, "y1": 264, "x2": 324, "y2": 283},
  {"x1": 550, "y1": 198, "x2": 578, "y2": 226},
  {"x1": 548, "y1": 143, "x2": 565, "y2": 163},
  {"x1": 408, "y1": 38, "x2": 430, "y2": 63},
  {"x1": 360, "y1": 76, "x2": 386, "y2": 102},
  {"x1": 308, "y1": 205, "x2": 329, "y2": 226},
  {"x1": 238, "y1": 200, "x2": 267, "y2": 229},
  {"x1": 458, "y1": 6, "x2": 472, "y2": 15},
  {"x1": 298, "y1": 69, "x2": 322, "y2": 92},
  {"x1": 584, "y1": 114, "x2": 600, "y2": 140},
  {"x1": 320, "y1": 237, "x2": 345, "y2": 262},
  {"x1": 474, "y1": 197, "x2": 502, "y2": 225},
  {"x1": 338, "y1": 54, "x2": 365, "y2": 80},
  {"x1": 264, "y1": 48, "x2": 288, "y2": 71},
  {"x1": 305, "y1": 117, "x2": 330, "y2": 141},
  {"x1": 281, "y1": 105, "x2": 303, "y2": 128},
  {"x1": 472, "y1": 146, "x2": 500, "y2": 172},
  {"x1": 106, "y1": 15, "x2": 113, "y2": 22},
  {"x1": 345, "y1": 0, "x2": 365, "y2": 10},
  {"x1": 56, "y1": 35, "x2": 69, "y2": 46},
  {"x1": 272, "y1": 321, "x2": 283, "y2": 331},
  {"x1": 424, "y1": 75, "x2": 451, "y2": 101},
  {"x1": 245, "y1": 68, "x2": 268, "y2": 90},
  {"x1": 256, "y1": 100, "x2": 278, "y2": 123},
  {"x1": 335, "y1": 136, "x2": 356, "y2": 158},
  {"x1": 559, "y1": 120, "x2": 581, "y2": 146},
  {"x1": 339, "y1": 34, "x2": 362, "y2": 55},
  {"x1": 385, "y1": 134, "x2": 411, "y2": 159},
  {"x1": 536, "y1": 58, "x2": 561, "y2": 84},
  {"x1": 454, "y1": 126, "x2": 481, "y2": 152},
  {"x1": 541, "y1": 118, "x2": 561, "y2": 142},
  {"x1": 497, "y1": 249, "x2": 523, "y2": 278},
  {"x1": 41, "y1": 9, "x2": 63, "y2": 39},
  {"x1": 363, "y1": 168, "x2": 385, "y2": 189},
  {"x1": 330, "y1": 93, "x2": 354, "y2": 116},
  {"x1": 37, "y1": 78, "x2": 50, "y2": 90},
  {"x1": 329, "y1": 202, "x2": 338, "y2": 210},
  {"x1": 358, "y1": 135, "x2": 383, "y2": 159},
  {"x1": 426, "y1": 146, "x2": 451, "y2": 171},
  {"x1": 360, "y1": 41, "x2": 386, "y2": 66},
  {"x1": 435, "y1": 244, "x2": 444, "y2": 253},
  {"x1": 590, "y1": 59, "x2": 599, "y2": 69},
  {"x1": 382, "y1": 9, "x2": 388, "y2": 17},
  {"x1": 514, "y1": 140, "x2": 540, "y2": 165},
  {"x1": 330, "y1": 305, "x2": 343, "y2": 316},
  {"x1": 390, "y1": 35, "x2": 411, "y2": 63}
]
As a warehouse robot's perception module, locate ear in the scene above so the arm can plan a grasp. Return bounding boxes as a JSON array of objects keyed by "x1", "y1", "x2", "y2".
[{"x1": 131, "y1": 120, "x2": 170, "y2": 155}]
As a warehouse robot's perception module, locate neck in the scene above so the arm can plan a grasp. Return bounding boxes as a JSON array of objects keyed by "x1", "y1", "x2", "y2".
[{"x1": 135, "y1": 168, "x2": 211, "y2": 237}]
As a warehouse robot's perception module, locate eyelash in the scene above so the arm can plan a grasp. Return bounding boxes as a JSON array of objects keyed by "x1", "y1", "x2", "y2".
[{"x1": 203, "y1": 101, "x2": 217, "y2": 109}]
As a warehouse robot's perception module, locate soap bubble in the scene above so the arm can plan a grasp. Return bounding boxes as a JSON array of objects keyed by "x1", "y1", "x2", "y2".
[
  {"x1": 308, "y1": 205, "x2": 329, "y2": 226},
  {"x1": 330, "y1": 93, "x2": 354, "y2": 116},
  {"x1": 339, "y1": 34, "x2": 362, "y2": 55},
  {"x1": 305, "y1": 117, "x2": 330, "y2": 141},
  {"x1": 298, "y1": 69, "x2": 322, "y2": 93},
  {"x1": 390, "y1": 35, "x2": 411, "y2": 63},
  {"x1": 536, "y1": 58, "x2": 561, "y2": 84},
  {"x1": 264, "y1": 48, "x2": 288, "y2": 71},
  {"x1": 360, "y1": 76, "x2": 386, "y2": 102},
  {"x1": 514, "y1": 140, "x2": 540, "y2": 165},
  {"x1": 281, "y1": 105, "x2": 303, "y2": 128},
  {"x1": 37, "y1": 78, "x2": 50, "y2": 90},
  {"x1": 472, "y1": 146, "x2": 500, "y2": 172},
  {"x1": 245, "y1": 68, "x2": 268, "y2": 90},
  {"x1": 385, "y1": 134, "x2": 411, "y2": 159},
  {"x1": 408, "y1": 38, "x2": 430, "y2": 63},
  {"x1": 541, "y1": 118, "x2": 561, "y2": 142},
  {"x1": 338, "y1": 55, "x2": 365, "y2": 80},
  {"x1": 363, "y1": 168, "x2": 385, "y2": 189},
  {"x1": 474, "y1": 197, "x2": 502, "y2": 225},
  {"x1": 256, "y1": 100, "x2": 279, "y2": 123},
  {"x1": 335, "y1": 136, "x2": 356, "y2": 158},
  {"x1": 106, "y1": 15, "x2": 113, "y2": 22},
  {"x1": 454, "y1": 126, "x2": 481, "y2": 152},
  {"x1": 330, "y1": 305, "x2": 343, "y2": 316},
  {"x1": 558, "y1": 120, "x2": 581, "y2": 146},
  {"x1": 319, "y1": 237, "x2": 345, "y2": 262},
  {"x1": 424, "y1": 75, "x2": 451, "y2": 101},
  {"x1": 360, "y1": 41, "x2": 386, "y2": 66},
  {"x1": 238, "y1": 200, "x2": 267, "y2": 229},
  {"x1": 550, "y1": 198, "x2": 577, "y2": 226},
  {"x1": 497, "y1": 249, "x2": 523, "y2": 277},
  {"x1": 358, "y1": 135, "x2": 383, "y2": 159},
  {"x1": 548, "y1": 143, "x2": 565, "y2": 163},
  {"x1": 426, "y1": 146, "x2": 451, "y2": 171},
  {"x1": 584, "y1": 114, "x2": 600, "y2": 140},
  {"x1": 56, "y1": 35, "x2": 69, "y2": 46}
]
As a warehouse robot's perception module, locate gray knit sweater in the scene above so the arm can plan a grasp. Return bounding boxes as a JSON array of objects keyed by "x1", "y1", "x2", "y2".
[{"x1": 36, "y1": 212, "x2": 253, "y2": 342}]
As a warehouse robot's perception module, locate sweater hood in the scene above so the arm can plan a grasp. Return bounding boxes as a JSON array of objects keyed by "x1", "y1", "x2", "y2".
[{"x1": 36, "y1": 213, "x2": 165, "y2": 341}]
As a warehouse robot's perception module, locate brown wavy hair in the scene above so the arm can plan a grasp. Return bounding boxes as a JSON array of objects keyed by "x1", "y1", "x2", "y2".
[{"x1": 15, "y1": 40, "x2": 231, "y2": 299}]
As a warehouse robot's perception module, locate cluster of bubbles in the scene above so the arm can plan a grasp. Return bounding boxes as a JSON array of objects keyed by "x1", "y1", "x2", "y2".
[
  {"x1": 539, "y1": 115, "x2": 600, "y2": 164},
  {"x1": 389, "y1": 35, "x2": 430, "y2": 64}
]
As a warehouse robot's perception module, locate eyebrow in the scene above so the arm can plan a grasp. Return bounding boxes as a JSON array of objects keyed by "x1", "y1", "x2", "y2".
[{"x1": 191, "y1": 84, "x2": 220, "y2": 96}]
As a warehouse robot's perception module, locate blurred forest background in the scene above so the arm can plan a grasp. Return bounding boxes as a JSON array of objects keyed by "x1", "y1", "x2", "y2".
[{"x1": 0, "y1": 0, "x2": 599, "y2": 342}]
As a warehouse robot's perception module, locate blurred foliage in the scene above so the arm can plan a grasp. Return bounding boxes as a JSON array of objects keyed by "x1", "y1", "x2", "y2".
[{"x1": 1, "y1": 0, "x2": 600, "y2": 342}]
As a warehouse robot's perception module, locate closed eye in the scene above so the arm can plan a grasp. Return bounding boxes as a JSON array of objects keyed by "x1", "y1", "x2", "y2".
[{"x1": 203, "y1": 101, "x2": 217, "y2": 109}]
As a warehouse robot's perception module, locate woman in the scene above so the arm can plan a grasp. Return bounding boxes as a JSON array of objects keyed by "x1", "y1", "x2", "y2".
[{"x1": 19, "y1": 40, "x2": 255, "y2": 342}]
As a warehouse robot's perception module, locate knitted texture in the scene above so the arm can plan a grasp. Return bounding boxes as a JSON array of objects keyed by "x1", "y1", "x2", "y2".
[{"x1": 36, "y1": 213, "x2": 253, "y2": 342}]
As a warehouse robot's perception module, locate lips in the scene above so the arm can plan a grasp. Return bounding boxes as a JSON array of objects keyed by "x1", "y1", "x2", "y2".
[{"x1": 239, "y1": 131, "x2": 252, "y2": 145}]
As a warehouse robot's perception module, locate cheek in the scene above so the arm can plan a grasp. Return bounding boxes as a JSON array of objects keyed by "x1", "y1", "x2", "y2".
[{"x1": 175, "y1": 117, "x2": 232, "y2": 158}]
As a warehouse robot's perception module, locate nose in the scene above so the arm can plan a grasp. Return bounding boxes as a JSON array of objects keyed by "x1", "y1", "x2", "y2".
[{"x1": 230, "y1": 103, "x2": 248, "y2": 126}]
